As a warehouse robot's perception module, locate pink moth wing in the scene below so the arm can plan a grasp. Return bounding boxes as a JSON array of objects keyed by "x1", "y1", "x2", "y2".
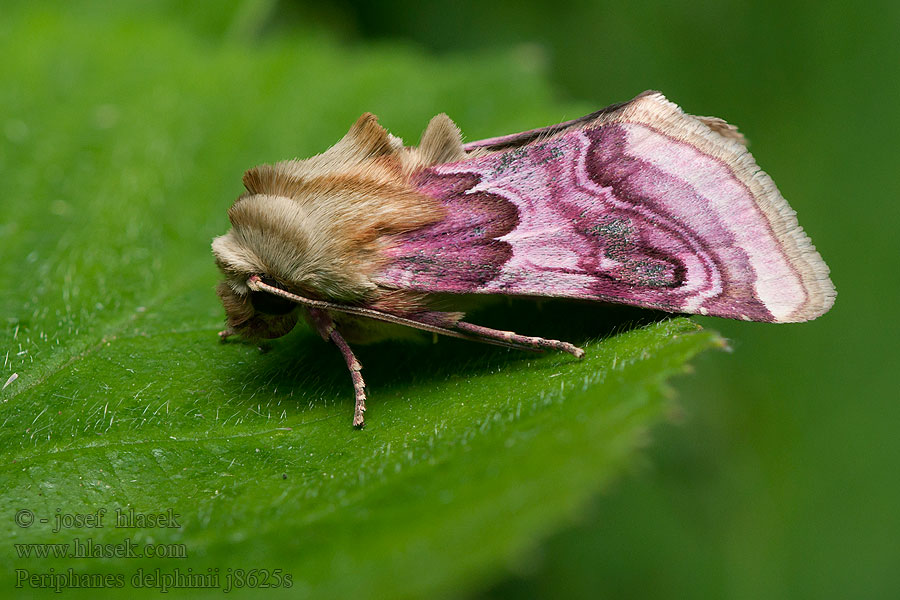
[{"x1": 376, "y1": 92, "x2": 835, "y2": 323}]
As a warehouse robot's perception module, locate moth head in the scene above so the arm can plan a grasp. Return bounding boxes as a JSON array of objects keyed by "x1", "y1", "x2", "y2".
[
  {"x1": 212, "y1": 216, "x2": 305, "y2": 340},
  {"x1": 214, "y1": 278, "x2": 299, "y2": 340}
]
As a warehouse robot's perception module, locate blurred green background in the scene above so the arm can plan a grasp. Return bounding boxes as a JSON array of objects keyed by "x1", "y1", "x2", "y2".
[{"x1": 3, "y1": 0, "x2": 897, "y2": 597}]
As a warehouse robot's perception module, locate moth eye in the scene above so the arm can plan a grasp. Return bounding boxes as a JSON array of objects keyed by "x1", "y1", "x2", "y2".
[{"x1": 250, "y1": 276, "x2": 297, "y2": 316}]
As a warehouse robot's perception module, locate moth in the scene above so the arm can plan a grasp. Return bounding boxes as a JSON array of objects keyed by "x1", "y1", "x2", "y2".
[{"x1": 212, "y1": 91, "x2": 835, "y2": 427}]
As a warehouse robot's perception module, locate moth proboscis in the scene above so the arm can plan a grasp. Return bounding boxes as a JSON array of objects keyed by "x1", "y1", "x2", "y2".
[{"x1": 212, "y1": 91, "x2": 835, "y2": 428}]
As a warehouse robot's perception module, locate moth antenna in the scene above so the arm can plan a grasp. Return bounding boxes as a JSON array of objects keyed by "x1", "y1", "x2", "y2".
[
  {"x1": 455, "y1": 322, "x2": 585, "y2": 359},
  {"x1": 247, "y1": 276, "x2": 545, "y2": 353}
]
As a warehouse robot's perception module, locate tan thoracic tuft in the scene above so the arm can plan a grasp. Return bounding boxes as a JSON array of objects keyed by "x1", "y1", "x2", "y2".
[{"x1": 417, "y1": 113, "x2": 467, "y2": 166}]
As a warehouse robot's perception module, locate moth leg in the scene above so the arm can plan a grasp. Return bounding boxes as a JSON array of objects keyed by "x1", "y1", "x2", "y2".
[
  {"x1": 218, "y1": 327, "x2": 236, "y2": 341},
  {"x1": 307, "y1": 308, "x2": 368, "y2": 428},
  {"x1": 331, "y1": 331, "x2": 367, "y2": 428},
  {"x1": 455, "y1": 321, "x2": 585, "y2": 359}
]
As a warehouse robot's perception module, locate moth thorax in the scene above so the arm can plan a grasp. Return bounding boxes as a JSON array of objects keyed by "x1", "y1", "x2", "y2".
[{"x1": 223, "y1": 193, "x2": 379, "y2": 301}]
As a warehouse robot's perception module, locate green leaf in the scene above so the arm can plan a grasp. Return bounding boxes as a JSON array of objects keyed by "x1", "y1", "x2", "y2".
[{"x1": 0, "y1": 5, "x2": 723, "y2": 597}]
